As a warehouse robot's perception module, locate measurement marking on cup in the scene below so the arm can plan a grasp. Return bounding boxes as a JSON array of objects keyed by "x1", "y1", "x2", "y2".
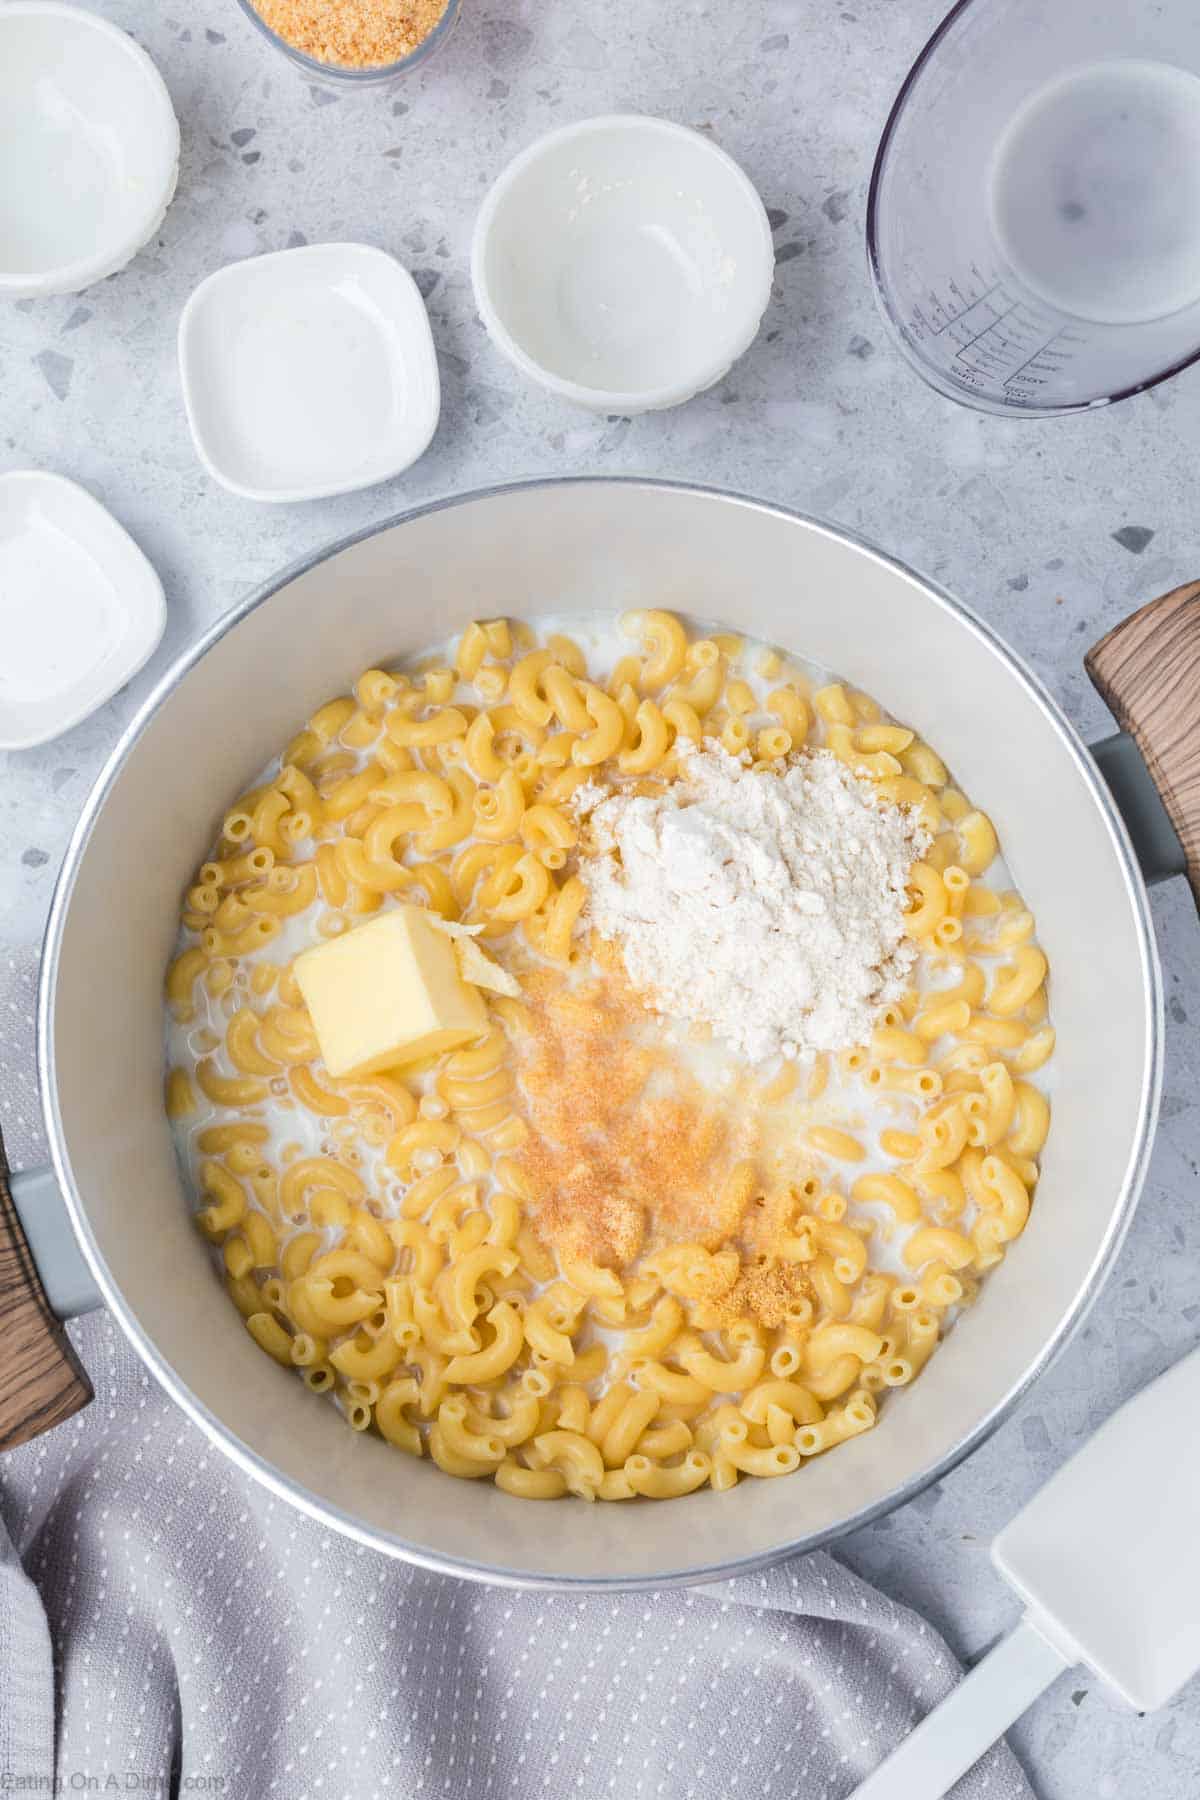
[
  {"x1": 903, "y1": 261, "x2": 1096, "y2": 404},
  {"x1": 950, "y1": 306, "x2": 1048, "y2": 379},
  {"x1": 924, "y1": 278, "x2": 1001, "y2": 334},
  {"x1": 1003, "y1": 328, "x2": 1084, "y2": 388},
  {"x1": 951, "y1": 299, "x2": 1021, "y2": 357},
  {"x1": 957, "y1": 328, "x2": 1035, "y2": 370}
]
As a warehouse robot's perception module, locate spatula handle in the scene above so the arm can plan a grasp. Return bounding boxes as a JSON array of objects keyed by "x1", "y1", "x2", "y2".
[{"x1": 850, "y1": 1614, "x2": 1070, "y2": 1800}]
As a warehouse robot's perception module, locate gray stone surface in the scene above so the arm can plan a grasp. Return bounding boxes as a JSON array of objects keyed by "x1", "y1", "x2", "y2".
[{"x1": 1, "y1": 2, "x2": 1198, "y2": 1794}]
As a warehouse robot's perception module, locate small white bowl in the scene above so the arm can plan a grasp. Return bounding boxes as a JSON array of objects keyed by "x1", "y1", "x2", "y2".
[
  {"x1": 471, "y1": 115, "x2": 775, "y2": 414},
  {"x1": 0, "y1": 2, "x2": 180, "y2": 300},
  {"x1": 0, "y1": 471, "x2": 166, "y2": 750},
  {"x1": 178, "y1": 243, "x2": 442, "y2": 504}
]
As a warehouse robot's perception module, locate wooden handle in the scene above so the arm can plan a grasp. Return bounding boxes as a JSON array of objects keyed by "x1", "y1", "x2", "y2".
[
  {"x1": 0, "y1": 1121, "x2": 92, "y2": 1451},
  {"x1": 1086, "y1": 580, "x2": 1200, "y2": 913}
]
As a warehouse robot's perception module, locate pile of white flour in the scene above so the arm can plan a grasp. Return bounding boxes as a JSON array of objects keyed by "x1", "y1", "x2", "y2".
[{"x1": 575, "y1": 744, "x2": 928, "y2": 1064}]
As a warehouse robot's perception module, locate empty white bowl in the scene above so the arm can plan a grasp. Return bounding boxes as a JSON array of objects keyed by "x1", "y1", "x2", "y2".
[
  {"x1": 178, "y1": 243, "x2": 442, "y2": 504},
  {"x1": 0, "y1": 2, "x2": 180, "y2": 300},
  {"x1": 0, "y1": 471, "x2": 166, "y2": 750},
  {"x1": 471, "y1": 115, "x2": 775, "y2": 413}
]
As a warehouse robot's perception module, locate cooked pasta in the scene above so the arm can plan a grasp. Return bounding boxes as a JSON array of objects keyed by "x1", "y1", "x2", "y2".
[{"x1": 164, "y1": 610, "x2": 1053, "y2": 1503}]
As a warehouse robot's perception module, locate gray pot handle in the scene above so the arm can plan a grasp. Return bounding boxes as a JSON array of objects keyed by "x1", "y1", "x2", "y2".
[
  {"x1": 9, "y1": 1165, "x2": 102, "y2": 1320},
  {"x1": 1090, "y1": 732, "x2": 1188, "y2": 888},
  {"x1": 0, "y1": 1121, "x2": 95, "y2": 1451},
  {"x1": 1087, "y1": 580, "x2": 1200, "y2": 910}
]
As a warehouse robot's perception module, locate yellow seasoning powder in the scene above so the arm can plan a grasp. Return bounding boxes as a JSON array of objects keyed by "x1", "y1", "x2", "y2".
[{"x1": 251, "y1": 0, "x2": 451, "y2": 68}]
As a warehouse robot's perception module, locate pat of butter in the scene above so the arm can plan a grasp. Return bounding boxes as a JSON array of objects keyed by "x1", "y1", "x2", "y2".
[
  {"x1": 454, "y1": 933, "x2": 520, "y2": 996},
  {"x1": 431, "y1": 918, "x2": 522, "y2": 998},
  {"x1": 294, "y1": 905, "x2": 488, "y2": 1078}
]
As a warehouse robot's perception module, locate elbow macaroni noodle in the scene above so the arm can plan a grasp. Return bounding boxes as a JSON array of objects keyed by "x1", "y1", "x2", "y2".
[{"x1": 165, "y1": 608, "x2": 1054, "y2": 1503}]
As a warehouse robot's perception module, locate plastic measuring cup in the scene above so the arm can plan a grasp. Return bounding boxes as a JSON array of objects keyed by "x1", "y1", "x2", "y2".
[{"x1": 868, "y1": 0, "x2": 1200, "y2": 416}]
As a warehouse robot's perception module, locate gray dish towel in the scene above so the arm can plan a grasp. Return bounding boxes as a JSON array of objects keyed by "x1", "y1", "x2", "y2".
[{"x1": 0, "y1": 945, "x2": 1031, "y2": 1799}]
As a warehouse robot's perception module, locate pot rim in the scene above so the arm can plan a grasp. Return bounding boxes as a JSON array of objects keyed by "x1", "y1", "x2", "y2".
[{"x1": 37, "y1": 476, "x2": 1164, "y2": 1591}]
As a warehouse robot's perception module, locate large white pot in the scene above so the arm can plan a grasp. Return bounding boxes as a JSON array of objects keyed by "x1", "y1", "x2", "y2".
[{"x1": 3, "y1": 479, "x2": 1189, "y2": 1589}]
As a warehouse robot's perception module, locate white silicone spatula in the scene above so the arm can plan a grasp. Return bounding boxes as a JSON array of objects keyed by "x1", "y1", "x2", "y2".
[{"x1": 852, "y1": 1347, "x2": 1200, "y2": 1800}]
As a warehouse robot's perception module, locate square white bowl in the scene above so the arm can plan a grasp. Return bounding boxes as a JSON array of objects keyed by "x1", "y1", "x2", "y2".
[
  {"x1": 178, "y1": 243, "x2": 441, "y2": 504},
  {"x1": 0, "y1": 470, "x2": 165, "y2": 750}
]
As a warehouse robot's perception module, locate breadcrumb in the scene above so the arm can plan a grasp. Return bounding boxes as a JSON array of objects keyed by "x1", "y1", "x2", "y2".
[{"x1": 251, "y1": 0, "x2": 450, "y2": 69}]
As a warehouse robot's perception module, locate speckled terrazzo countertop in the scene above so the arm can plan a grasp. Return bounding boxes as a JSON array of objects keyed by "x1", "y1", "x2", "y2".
[{"x1": 2, "y1": 2, "x2": 1199, "y2": 1794}]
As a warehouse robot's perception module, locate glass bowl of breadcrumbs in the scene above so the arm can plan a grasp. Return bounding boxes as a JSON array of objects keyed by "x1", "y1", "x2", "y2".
[{"x1": 234, "y1": 0, "x2": 459, "y2": 84}]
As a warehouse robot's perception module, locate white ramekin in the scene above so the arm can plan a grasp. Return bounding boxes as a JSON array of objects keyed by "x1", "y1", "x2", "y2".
[
  {"x1": 0, "y1": 1, "x2": 179, "y2": 300},
  {"x1": 472, "y1": 116, "x2": 775, "y2": 414}
]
